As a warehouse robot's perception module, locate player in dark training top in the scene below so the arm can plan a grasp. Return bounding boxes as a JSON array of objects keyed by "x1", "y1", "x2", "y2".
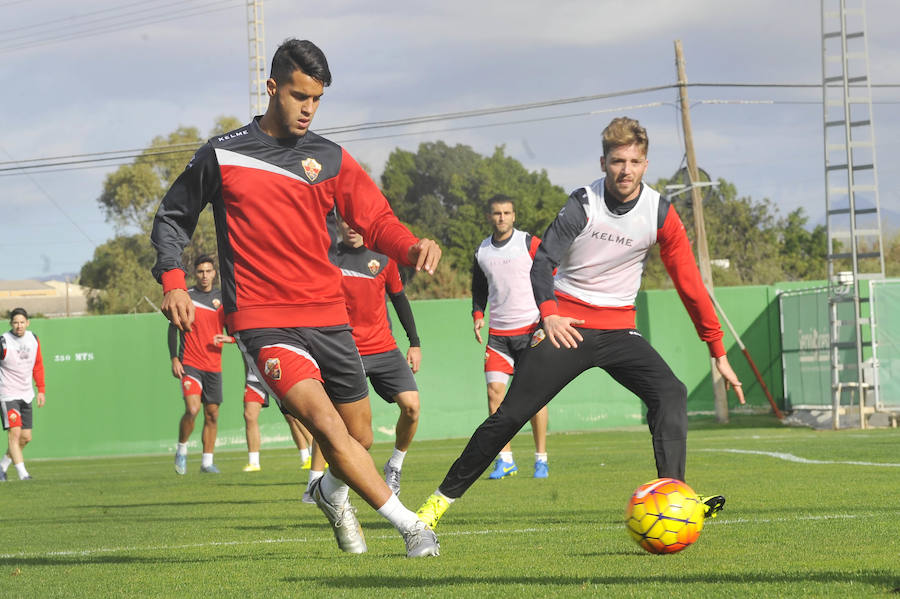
[
  {"x1": 304, "y1": 211, "x2": 423, "y2": 501},
  {"x1": 168, "y1": 255, "x2": 227, "y2": 475},
  {"x1": 151, "y1": 39, "x2": 441, "y2": 557}
]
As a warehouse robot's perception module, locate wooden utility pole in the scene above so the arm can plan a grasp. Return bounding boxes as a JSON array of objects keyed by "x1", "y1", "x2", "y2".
[{"x1": 674, "y1": 40, "x2": 729, "y2": 423}]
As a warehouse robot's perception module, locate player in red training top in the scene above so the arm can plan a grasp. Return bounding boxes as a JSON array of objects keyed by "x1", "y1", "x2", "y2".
[
  {"x1": 472, "y1": 194, "x2": 549, "y2": 480},
  {"x1": 417, "y1": 116, "x2": 745, "y2": 533},
  {"x1": 303, "y1": 211, "x2": 423, "y2": 501},
  {"x1": 168, "y1": 255, "x2": 230, "y2": 475},
  {"x1": 151, "y1": 39, "x2": 441, "y2": 557},
  {"x1": 0, "y1": 308, "x2": 46, "y2": 481}
]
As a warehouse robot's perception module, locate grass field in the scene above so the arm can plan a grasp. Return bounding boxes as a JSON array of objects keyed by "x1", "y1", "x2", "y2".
[{"x1": 2, "y1": 415, "x2": 898, "y2": 598}]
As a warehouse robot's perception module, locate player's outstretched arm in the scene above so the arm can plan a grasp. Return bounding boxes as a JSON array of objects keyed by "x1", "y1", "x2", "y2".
[
  {"x1": 162, "y1": 289, "x2": 194, "y2": 333},
  {"x1": 714, "y1": 355, "x2": 745, "y2": 404},
  {"x1": 408, "y1": 238, "x2": 441, "y2": 275}
]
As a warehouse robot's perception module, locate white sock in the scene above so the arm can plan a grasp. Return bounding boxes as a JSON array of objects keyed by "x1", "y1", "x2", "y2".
[
  {"x1": 535, "y1": 452, "x2": 548, "y2": 464},
  {"x1": 434, "y1": 489, "x2": 455, "y2": 504},
  {"x1": 388, "y1": 447, "x2": 407, "y2": 470},
  {"x1": 248, "y1": 451, "x2": 260, "y2": 467},
  {"x1": 306, "y1": 469, "x2": 325, "y2": 489},
  {"x1": 499, "y1": 451, "x2": 513, "y2": 463},
  {"x1": 176, "y1": 443, "x2": 188, "y2": 456},
  {"x1": 319, "y1": 470, "x2": 349, "y2": 506},
  {"x1": 201, "y1": 453, "x2": 214, "y2": 468},
  {"x1": 15, "y1": 463, "x2": 28, "y2": 478},
  {"x1": 299, "y1": 447, "x2": 310, "y2": 462},
  {"x1": 0, "y1": 454, "x2": 11, "y2": 472},
  {"x1": 376, "y1": 493, "x2": 420, "y2": 532}
]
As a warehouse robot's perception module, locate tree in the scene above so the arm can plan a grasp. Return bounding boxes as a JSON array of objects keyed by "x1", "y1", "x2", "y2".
[
  {"x1": 81, "y1": 117, "x2": 241, "y2": 313},
  {"x1": 886, "y1": 232, "x2": 900, "y2": 277},
  {"x1": 381, "y1": 142, "x2": 568, "y2": 298},
  {"x1": 79, "y1": 234, "x2": 161, "y2": 314},
  {"x1": 641, "y1": 176, "x2": 828, "y2": 289}
]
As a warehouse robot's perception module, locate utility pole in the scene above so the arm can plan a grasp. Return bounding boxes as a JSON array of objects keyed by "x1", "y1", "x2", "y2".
[
  {"x1": 674, "y1": 40, "x2": 729, "y2": 423},
  {"x1": 247, "y1": 0, "x2": 266, "y2": 120}
]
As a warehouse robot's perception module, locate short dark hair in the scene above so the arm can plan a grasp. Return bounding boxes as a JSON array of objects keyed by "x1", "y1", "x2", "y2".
[
  {"x1": 194, "y1": 255, "x2": 216, "y2": 269},
  {"x1": 488, "y1": 194, "x2": 515, "y2": 213},
  {"x1": 10, "y1": 307, "x2": 28, "y2": 321},
  {"x1": 270, "y1": 39, "x2": 332, "y2": 87}
]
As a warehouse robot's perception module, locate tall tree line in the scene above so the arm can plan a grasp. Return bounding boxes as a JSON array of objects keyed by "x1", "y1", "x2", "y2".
[{"x1": 82, "y1": 119, "x2": 894, "y2": 313}]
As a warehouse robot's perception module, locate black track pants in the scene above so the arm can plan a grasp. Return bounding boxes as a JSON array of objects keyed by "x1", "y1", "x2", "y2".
[{"x1": 438, "y1": 328, "x2": 688, "y2": 498}]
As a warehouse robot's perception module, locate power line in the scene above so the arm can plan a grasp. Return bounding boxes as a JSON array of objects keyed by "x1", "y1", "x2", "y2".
[
  {"x1": 0, "y1": 0, "x2": 163, "y2": 36},
  {"x1": 0, "y1": 0, "x2": 243, "y2": 54},
  {"x1": 2, "y1": 81, "x2": 900, "y2": 176},
  {"x1": 0, "y1": 145, "x2": 97, "y2": 246}
]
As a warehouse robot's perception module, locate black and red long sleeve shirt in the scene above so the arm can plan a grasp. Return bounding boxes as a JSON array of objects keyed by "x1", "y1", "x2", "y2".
[{"x1": 151, "y1": 117, "x2": 418, "y2": 332}]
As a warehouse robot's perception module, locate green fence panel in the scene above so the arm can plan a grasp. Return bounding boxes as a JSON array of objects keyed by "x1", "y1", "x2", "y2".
[
  {"x1": 871, "y1": 279, "x2": 900, "y2": 407},
  {"x1": 20, "y1": 282, "x2": 790, "y2": 460},
  {"x1": 779, "y1": 288, "x2": 831, "y2": 408}
]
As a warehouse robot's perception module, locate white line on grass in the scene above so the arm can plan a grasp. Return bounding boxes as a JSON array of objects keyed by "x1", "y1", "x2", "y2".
[
  {"x1": 0, "y1": 537, "x2": 318, "y2": 560},
  {"x1": 699, "y1": 448, "x2": 900, "y2": 467},
  {"x1": 0, "y1": 513, "x2": 873, "y2": 560}
]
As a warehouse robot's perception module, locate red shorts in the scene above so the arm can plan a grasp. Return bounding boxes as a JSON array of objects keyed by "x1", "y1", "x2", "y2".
[{"x1": 235, "y1": 326, "x2": 368, "y2": 404}]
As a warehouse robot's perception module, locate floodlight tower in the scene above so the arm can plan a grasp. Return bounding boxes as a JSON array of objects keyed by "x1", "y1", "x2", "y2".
[
  {"x1": 820, "y1": 0, "x2": 885, "y2": 427},
  {"x1": 247, "y1": 0, "x2": 266, "y2": 119}
]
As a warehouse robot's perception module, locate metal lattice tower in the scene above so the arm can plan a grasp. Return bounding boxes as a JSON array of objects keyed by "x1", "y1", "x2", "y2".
[
  {"x1": 820, "y1": 0, "x2": 885, "y2": 427},
  {"x1": 247, "y1": 0, "x2": 266, "y2": 119}
]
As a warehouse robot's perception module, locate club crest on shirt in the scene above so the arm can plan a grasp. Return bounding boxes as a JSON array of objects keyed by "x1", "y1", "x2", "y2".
[
  {"x1": 212, "y1": 298, "x2": 221, "y2": 309},
  {"x1": 301, "y1": 157, "x2": 322, "y2": 182},
  {"x1": 530, "y1": 328, "x2": 546, "y2": 347},
  {"x1": 367, "y1": 259, "x2": 380, "y2": 275},
  {"x1": 265, "y1": 357, "x2": 282, "y2": 381}
]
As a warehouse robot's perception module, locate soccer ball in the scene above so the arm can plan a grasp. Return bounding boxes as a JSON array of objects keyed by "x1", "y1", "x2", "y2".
[{"x1": 625, "y1": 478, "x2": 704, "y2": 554}]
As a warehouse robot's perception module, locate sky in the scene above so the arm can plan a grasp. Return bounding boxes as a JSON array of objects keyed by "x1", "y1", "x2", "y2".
[{"x1": 1, "y1": 0, "x2": 898, "y2": 281}]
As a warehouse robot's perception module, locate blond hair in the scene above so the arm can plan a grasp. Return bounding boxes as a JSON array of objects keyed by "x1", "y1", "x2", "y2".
[{"x1": 601, "y1": 117, "x2": 649, "y2": 157}]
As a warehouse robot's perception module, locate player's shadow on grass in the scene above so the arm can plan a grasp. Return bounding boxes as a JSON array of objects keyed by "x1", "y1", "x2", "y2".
[
  {"x1": 0, "y1": 555, "x2": 220, "y2": 567},
  {"x1": 216, "y1": 481, "x2": 302, "y2": 488},
  {"x1": 282, "y1": 570, "x2": 898, "y2": 589},
  {"x1": 74, "y1": 499, "x2": 279, "y2": 509}
]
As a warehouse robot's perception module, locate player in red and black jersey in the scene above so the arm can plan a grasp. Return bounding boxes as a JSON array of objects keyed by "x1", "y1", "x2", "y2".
[
  {"x1": 167, "y1": 255, "x2": 229, "y2": 475},
  {"x1": 304, "y1": 211, "x2": 422, "y2": 500},
  {"x1": 417, "y1": 117, "x2": 745, "y2": 533},
  {"x1": 151, "y1": 39, "x2": 441, "y2": 557}
]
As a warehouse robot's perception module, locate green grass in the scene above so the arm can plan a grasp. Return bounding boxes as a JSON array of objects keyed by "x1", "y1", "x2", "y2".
[{"x1": 3, "y1": 418, "x2": 899, "y2": 598}]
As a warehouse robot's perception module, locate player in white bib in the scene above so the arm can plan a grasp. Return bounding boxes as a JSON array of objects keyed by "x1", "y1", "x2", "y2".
[
  {"x1": 0, "y1": 308, "x2": 46, "y2": 481},
  {"x1": 472, "y1": 195, "x2": 549, "y2": 479},
  {"x1": 419, "y1": 117, "x2": 745, "y2": 532}
]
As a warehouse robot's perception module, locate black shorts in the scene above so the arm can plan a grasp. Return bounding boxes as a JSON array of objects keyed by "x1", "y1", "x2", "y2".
[
  {"x1": 180, "y1": 365, "x2": 223, "y2": 405},
  {"x1": 484, "y1": 332, "x2": 532, "y2": 383},
  {"x1": 236, "y1": 325, "x2": 368, "y2": 404},
  {"x1": 362, "y1": 348, "x2": 418, "y2": 403},
  {"x1": 1, "y1": 399, "x2": 32, "y2": 430}
]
